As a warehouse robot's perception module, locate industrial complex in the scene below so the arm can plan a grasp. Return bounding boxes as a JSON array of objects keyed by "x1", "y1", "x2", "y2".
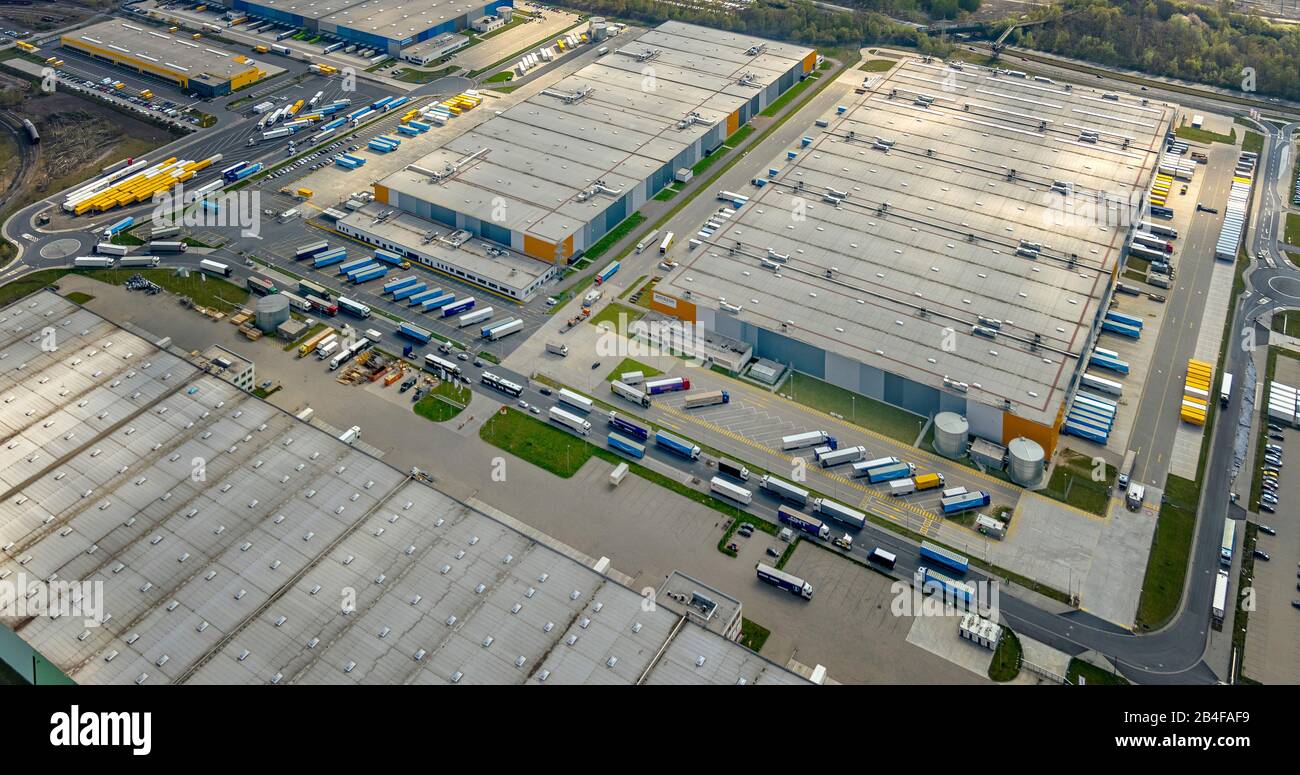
[
  {"x1": 230, "y1": 0, "x2": 513, "y2": 56},
  {"x1": 649, "y1": 59, "x2": 1175, "y2": 455},
  {"x1": 371, "y1": 22, "x2": 818, "y2": 263},
  {"x1": 0, "y1": 293, "x2": 803, "y2": 685},
  {"x1": 61, "y1": 20, "x2": 281, "y2": 97}
]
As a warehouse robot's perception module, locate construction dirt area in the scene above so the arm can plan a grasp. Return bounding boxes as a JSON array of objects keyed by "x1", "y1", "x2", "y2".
[
  {"x1": 0, "y1": 0, "x2": 108, "y2": 35},
  {"x1": 0, "y1": 77, "x2": 175, "y2": 230}
]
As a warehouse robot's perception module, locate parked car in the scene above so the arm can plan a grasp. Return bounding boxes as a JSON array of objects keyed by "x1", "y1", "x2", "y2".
[
  {"x1": 1254, "y1": 549, "x2": 1271, "y2": 561},
  {"x1": 1259, "y1": 525, "x2": 1277, "y2": 536}
]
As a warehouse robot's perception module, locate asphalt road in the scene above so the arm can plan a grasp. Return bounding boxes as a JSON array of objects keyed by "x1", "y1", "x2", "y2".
[{"x1": 7, "y1": 27, "x2": 1300, "y2": 684}]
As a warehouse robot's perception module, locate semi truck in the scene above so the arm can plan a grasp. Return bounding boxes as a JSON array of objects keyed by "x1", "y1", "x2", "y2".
[
  {"x1": 654, "y1": 430, "x2": 700, "y2": 460},
  {"x1": 756, "y1": 563, "x2": 813, "y2": 599},
  {"x1": 608, "y1": 412, "x2": 649, "y2": 441},
  {"x1": 817, "y1": 445, "x2": 866, "y2": 468},
  {"x1": 915, "y1": 566, "x2": 975, "y2": 605},
  {"x1": 607, "y1": 432, "x2": 646, "y2": 459},
  {"x1": 683, "y1": 390, "x2": 729, "y2": 409},
  {"x1": 760, "y1": 475, "x2": 809, "y2": 507},
  {"x1": 940, "y1": 490, "x2": 990, "y2": 514},
  {"x1": 74, "y1": 257, "x2": 115, "y2": 268},
  {"x1": 484, "y1": 318, "x2": 523, "y2": 341},
  {"x1": 95, "y1": 243, "x2": 130, "y2": 256},
  {"x1": 118, "y1": 256, "x2": 161, "y2": 268},
  {"x1": 549, "y1": 406, "x2": 591, "y2": 436},
  {"x1": 864, "y1": 461, "x2": 914, "y2": 484},
  {"x1": 458, "y1": 308, "x2": 494, "y2": 328},
  {"x1": 644, "y1": 377, "x2": 690, "y2": 395},
  {"x1": 328, "y1": 337, "x2": 370, "y2": 371},
  {"x1": 813, "y1": 497, "x2": 866, "y2": 529},
  {"x1": 1219, "y1": 519, "x2": 1236, "y2": 567},
  {"x1": 717, "y1": 458, "x2": 749, "y2": 481},
  {"x1": 710, "y1": 476, "x2": 752, "y2": 505},
  {"x1": 611, "y1": 380, "x2": 652, "y2": 407},
  {"x1": 1212, "y1": 570, "x2": 1229, "y2": 623},
  {"x1": 781, "y1": 431, "x2": 837, "y2": 450},
  {"x1": 919, "y1": 541, "x2": 969, "y2": 574},
  {"x1": 777, "y1": 505, "x2": 829, "y2": 539},
  {"x1": 148, "y1": 241, "x2": 187, "y2": 253}
]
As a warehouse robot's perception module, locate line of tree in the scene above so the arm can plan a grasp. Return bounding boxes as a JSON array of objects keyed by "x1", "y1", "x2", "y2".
[
  {"x1": 559, "y1": 0, "x2": 956, "y2": 52},
  {"x1": 1011, "y1": 0, "x2": 1300, "y2": 101}
]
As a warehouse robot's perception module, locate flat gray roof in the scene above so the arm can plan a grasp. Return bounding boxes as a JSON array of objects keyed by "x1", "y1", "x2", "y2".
[
  {"x1": 0, "y1": 292, "x2": 801, "y2": 685},
  {"x1": 339, "y1": 204, "x2": 553, "y2": 295},
  {"x1": 655, "y1": 58, "x2": 1175, "y2": 425},
  {"x1": 323, "y1": 0, "x2": 490, "y2": 42},
  {"x1": 238, "y1": 0, "x2": 373, "y2": 23},
  {"x1": 62, "y1": 21, "x2": 281, "y2": 86},
  {"x1": 379, "y1": 21, "x2": 813, "y2": 245}
]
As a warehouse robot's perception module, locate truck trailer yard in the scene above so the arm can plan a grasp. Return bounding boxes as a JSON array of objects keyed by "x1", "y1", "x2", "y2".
[{"x1": 2, "y1": 0, "x2": 1297, "y2": 720}]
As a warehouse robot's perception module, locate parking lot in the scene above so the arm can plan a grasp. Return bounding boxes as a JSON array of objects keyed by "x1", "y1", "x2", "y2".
[{"x1": 1242, "y1": 419, "x2": 1299, "y2": 684}]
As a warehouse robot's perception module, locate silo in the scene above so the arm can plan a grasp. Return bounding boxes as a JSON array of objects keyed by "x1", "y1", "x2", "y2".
[
  {"x1": 1007, "y1": 437, "x2": 1046, "y2": 487},
  {"x1": 500, "y1": 6, "x2": 514, "y2": 22},
  {"x1": 932, "y1": 412, "x2": 968, "y2": 458},
  {"x1": 255, "y1": 294, "x2": 290, "y2": 334},
  {"x1": 590, "y1": 17, "x2": 608, "y2": 41}
]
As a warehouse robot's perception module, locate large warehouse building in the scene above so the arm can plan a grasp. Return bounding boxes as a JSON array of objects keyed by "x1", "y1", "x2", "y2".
[
  {"x1": 0, "y1": 292, "x2": 803, "y2": 685},
  {"x1": 649, "y1": 59, "x2": 1175, "y2": 455},
  {"x1": 230, "y1": 0, "x2": 512, "y2": 56},
  {"x1": 372, "y1": 21, "x2": 818, "y2": 264},
  {"x1": 61, "y1": 20, "x2": 277, "y2": 97}
]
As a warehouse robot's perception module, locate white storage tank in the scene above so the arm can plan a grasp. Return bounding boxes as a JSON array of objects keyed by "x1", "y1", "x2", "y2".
[
  {"x1": 255, "y1": 294, "x2": 291, "y2": 333},
  {"x1": 590, "y1": 16, "x2": 608, "y2": 40},
  {"x1": 933, "y1": 412, "x2": 968, "y2": 458},
  {"x1": 1007, "y1": 437, "x2": 1045, "y2": 487}
]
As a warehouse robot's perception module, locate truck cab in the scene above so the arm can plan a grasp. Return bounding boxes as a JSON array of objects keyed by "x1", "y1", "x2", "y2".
[
  {"x1": 1125, "y1": 483, "x2": 1146, "y2": 511},
  {"x1": 833, "y1": 534, "x2": 853, "y2": 550}
]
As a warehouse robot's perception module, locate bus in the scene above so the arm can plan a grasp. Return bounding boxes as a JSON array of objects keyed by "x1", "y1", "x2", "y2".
[
  {"x1": 918, "y1": 541, "x2": 969, "y2": 575},
  {"x1": 424, "y1": 354, "x2": 462, "y2": 377},
  {"x1": 198, "y1": 259, "x2": 231, "y2": 277},
  {"x1": 481, "y1": 371, "x2": 523, "y2": 397},
  {"x1": 337, "y1": 296, "x2": 371, "y2": 318},
  {"x1": 557, "y1": 388, "x2": 593, "y2": 414},
  {"x1": 306, "y1": 295, "x2": 338, "y2": 315},
  {"x1": 1219, "y1": 519, "x2": 1236, "y2": 567},
  {"x1": 659, "y1": 232, "x2": 674, "y2": 255}
]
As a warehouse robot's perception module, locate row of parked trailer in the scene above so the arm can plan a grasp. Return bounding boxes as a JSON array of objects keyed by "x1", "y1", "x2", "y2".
[
  {"x1": 1214, "y1": 151, "x2": 1256, "y2": 261},
  {"x1": 1062, "y1": 390, "x2": 1119, "y2": 445},
  {"x1": 377, "y1": 274, "x2": 478, "y2": 322},
  {"x1": 1181, "y1": 358, "x2": 1214, "y2": 426}
]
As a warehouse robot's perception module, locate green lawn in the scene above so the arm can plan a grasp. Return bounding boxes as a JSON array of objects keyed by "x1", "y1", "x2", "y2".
[
  {"x1": 1067, "y1": 658, "x2": 1129, "y2": 685},
  {"x1": 588, "y1": 302, "x2": 643, "y2": 332},
  {"x1": 987, "y1": 628, "x2": 1022, "y2": 682},
  {"x1": 1284, "y1": 213, "x2": 1300, "y2": 249},
  {"x1": 783, "y1": 372, "x2": 925, "y2": 444},
  {"x1": 738, "y1": 619, "x2": 771, "y2": 653},
  {"x1": 1174, "y1": 125, "x2": 1235, "y2": 145},
  {"x1": 480, "y1": 407, "x2": 596, "y2": 477},
  {"x1": 1041, "y1": 450, "x2": 1114, "y2": 517},
  {"x1": 1273, "y1": 310, "x2": 1300, "y2": 338},
  {"x1": 691, "y1": 125, "x2": 754, "y2": 177},
  {"x1": 0, "y1": 268, "x2": 246, "y2": 311},
  {"x1": 413, "y1": 382, "x2": 469, "y2": 422},
  {"x1": 653, "y1": 185, "x2": 680, "y2": 201},
  {"x1": 1135, "y1": 474, "x2": 1199, "y2": 630},
  {"x1": 760, "y1": 72, "x2": 820, "y2": 118},
  {"x1": 604, "y1": 357, "x2": 662, "y2": 384},
  {"x1": 393, "y1": 65, "x2": 459, "y2": 84},
  {"x1": 1241, "y1": 130, "x2": 1264, "y2": 156},
  {"x1": 483, "y1": 70, "x2": 513, "y2": 84},
  {"x1": 65, "y1": 292, "x2": 95, "y2": 305},
  {"x1": 859, "y1": 59, "x2": 897, "y2": 72},
  {"x1": 584, "y1": 212, "x2": 645, "y2": 262}
]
